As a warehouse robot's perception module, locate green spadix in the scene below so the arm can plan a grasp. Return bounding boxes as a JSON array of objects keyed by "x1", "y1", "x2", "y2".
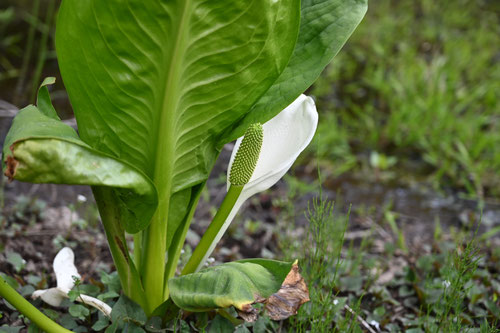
[{"x1": 229, "y1": 123, "x2": 263, "y2": 186}]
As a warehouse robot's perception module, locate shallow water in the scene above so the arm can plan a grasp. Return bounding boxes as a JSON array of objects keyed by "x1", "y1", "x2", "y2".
[{"x1": 322, "y1": 174, "x2": 500, "y2": 241}]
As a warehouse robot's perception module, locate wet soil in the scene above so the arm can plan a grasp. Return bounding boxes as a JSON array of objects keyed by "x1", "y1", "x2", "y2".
[{"x1": 324, "y1": 173, "x2": 500, "y2": 242}]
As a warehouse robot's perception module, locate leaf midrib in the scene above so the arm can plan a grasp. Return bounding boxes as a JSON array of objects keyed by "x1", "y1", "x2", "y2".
[{"x1": 154, "y1": 0, "x2": 193, "y2": 205}]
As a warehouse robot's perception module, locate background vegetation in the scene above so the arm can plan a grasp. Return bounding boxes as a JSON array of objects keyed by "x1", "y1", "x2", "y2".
[{"x1": 310, "y1": 0, "x2": 500, "y2": 199}]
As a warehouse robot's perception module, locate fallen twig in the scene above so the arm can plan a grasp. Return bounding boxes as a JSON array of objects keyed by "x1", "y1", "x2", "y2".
[{"x1": 344, "y1": 304, "x2": 377, "y2": 333}]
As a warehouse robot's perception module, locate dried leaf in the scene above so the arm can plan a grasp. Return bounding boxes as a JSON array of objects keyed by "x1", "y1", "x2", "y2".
[
  {"x1": 237, "y1": 295, "x2": 265, "y2": 322},
  {"x1": 265, "y1": 261, "x2": 310, "y2": 320},
  {"x1": 237, "y1": 307, "x2": 259, "y2": 322}
]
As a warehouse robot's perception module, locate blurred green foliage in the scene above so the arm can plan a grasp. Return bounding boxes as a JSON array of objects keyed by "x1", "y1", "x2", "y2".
[
  {"x1": 0, "y1": 0, "x2": 58, "y2": 106},
  {"x1": 311, "y1": 0, "x2": 500, "y2": 198}
]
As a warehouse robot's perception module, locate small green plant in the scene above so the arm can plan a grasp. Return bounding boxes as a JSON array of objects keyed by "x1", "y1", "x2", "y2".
[
  {"x1": 279, "y1": 189, "x2": 357, "y2": 332},
  {"x1": 434, "y1": 234, "x2": 481, "y2": 332},
  {"x1": 0, "y1": 0, "x2": 367, "y2": 330}
]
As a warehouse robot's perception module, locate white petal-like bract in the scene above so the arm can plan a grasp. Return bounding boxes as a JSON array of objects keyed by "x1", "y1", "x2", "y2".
[
  {"x1": 196, "y1": 95, "x2": 318, "y2": 271},
  {"x1": 53, "y1": 247, "x2": 80, "y2": 292},
  {"x1": 32, "y1": 247, "x2": 111, "y2": 317}
]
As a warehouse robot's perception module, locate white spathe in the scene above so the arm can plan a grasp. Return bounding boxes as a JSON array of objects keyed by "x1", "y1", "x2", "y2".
[
  {"x1": 196, "y1": 94, "x2": 318, "y2": 271},
  {"x1": 32, "y1": 247, "x2": 112, "y2": 317}
]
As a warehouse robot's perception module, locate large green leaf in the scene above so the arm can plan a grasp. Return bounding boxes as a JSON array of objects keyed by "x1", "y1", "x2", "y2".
[
  {"x1": 56, "y1": 0, "x2": 300, "y2": 194},
  {"x1": 168, "y1": 259, "x2": 292, "y2": 312},
  {"x1": 55, "y1": 0, "x2": 301, "y2": 245},
  {"x1": 2, "y1": 82, "x2": 157, "y2": 233},
  {"x1": 221, "y1": 0, "x2": 368, "y2": 143}
]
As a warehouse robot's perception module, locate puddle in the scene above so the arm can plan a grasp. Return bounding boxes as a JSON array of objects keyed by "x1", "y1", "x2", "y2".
[{"x1": 322, "y1": 174, "x2": 500, "y2": 241}]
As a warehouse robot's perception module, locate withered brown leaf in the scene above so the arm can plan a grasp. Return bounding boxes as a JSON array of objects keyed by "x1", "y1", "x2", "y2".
[{"x1": 265, "y1": 261, "x2": 310, "y2": 320}]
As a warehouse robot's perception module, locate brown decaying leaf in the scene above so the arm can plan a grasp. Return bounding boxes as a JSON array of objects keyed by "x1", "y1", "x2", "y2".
[
  {"x1": 237, "y1": 295, "x2": 266, "y2": 322},
  {"x1": 5, "y1": 154, "x2": 18, "y2": 180},
  {"x1": 265, "y1": 261, "x2": 310, "y2": 320},
  {"x1": 237, "y1": 306, "x2": 259, "y2": 322}
]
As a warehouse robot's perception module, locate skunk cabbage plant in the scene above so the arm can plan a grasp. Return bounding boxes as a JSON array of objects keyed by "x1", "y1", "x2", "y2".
[{"x1": 0, "y1": 0, "x2": 366, "y2": 327}]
